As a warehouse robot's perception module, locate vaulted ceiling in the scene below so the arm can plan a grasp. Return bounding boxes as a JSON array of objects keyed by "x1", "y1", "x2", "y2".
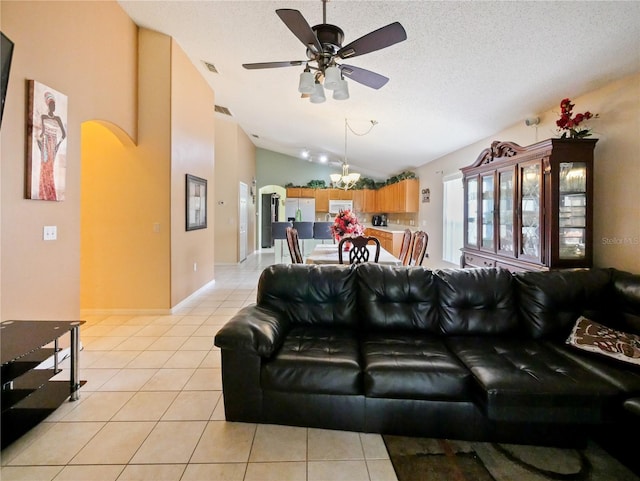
[{"x1": 118, "y1": 1, "x2": 640, "y2": 178}]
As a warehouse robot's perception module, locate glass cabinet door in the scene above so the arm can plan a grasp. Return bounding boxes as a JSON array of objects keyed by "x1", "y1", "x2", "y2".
[
  {"x1": 520, "y1": 163, "x2": 542, "y2": 260},
  {"x1": 498, "y1": 169, "x2": 514, "y2": 254},
  {"x1": 466, "y1": 177, "x2": 478, "y2": 247},
  {"x1": 481, "y1": 174, "x2": 494, "y2": 250},
  {"x1": 558, "y1": 162, "x2": 587, "y2": 260}
]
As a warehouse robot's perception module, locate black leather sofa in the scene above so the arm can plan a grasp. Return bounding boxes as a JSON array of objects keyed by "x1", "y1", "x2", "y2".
[{"x1": 214, "y1": 264, "x2": 640, "y2": 456}]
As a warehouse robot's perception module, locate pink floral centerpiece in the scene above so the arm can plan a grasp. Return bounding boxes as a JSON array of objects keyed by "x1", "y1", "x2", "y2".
[
  {"x1": 556, "y1": 98, "x2": 598, "y2": 139},
  {"x1": 330, "y1": 209, "x2": 364, "y2": 249}
]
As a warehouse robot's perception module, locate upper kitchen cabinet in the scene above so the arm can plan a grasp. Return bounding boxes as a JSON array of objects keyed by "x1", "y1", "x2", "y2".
[
  {"x1": 376, "y1": 179, "x2": 419, "y2": 213},
  {"x1": 353, "y1": 189, "x2": 377, "y2": 214},
  {"x1": 286, "y1": 187, "x2": 315, "y2": 198},
  {"x1": 461, "y1": 139, "x2": 597, "y2": 272},
  {"x1": 315, "y1": 189, "x2": 330, "y2": 212}
]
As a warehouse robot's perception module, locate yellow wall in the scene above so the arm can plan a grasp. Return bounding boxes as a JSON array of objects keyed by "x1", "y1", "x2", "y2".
[
  {"x1": 214, "y1": 117, "x2": 256, "y2": 263},
  {"x1": 1, "y1": 1, "x2": 138, "y2": 319},
  {"x1": 417, "y1": 73, "x2": 640, "y2": 272},
  {"x1": 81, "y1": 30, "x2": 216, "y2": 312}
]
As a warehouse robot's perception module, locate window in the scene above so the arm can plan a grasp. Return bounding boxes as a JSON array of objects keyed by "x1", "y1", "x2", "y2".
[{"x1": 443, "y1": 173, "x2": 464, "y2": 264}]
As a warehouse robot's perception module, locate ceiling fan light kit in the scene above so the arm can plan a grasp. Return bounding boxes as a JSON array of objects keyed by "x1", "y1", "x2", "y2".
[
  {"x1": 310, "y1": 81, "x2": 326, "y2": 103},
  {"x1": 242, "y1": 0, "x2": 406, "y2": 102},
  {"x1": 298, "y1": 69, "x2": 315, "y2": 94}
]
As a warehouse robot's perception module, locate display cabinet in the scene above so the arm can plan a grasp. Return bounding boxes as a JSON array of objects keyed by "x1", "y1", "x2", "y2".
[{"x1": 461, "y1": 138, "x2": 597, "y2": 272}]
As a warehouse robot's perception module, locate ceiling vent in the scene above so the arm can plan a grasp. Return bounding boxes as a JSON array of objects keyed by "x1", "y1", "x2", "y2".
[
  {"x1": 214, "y1": 105, "x2": 232, "y2": 116},
  {"x1": 202, "y1": 61, "x2": 218, "y2": 73}
]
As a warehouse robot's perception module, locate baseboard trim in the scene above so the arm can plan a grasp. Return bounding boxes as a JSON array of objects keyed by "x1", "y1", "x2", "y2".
[
  {"x1": 79, "y1": 279, "x2": 216, "y2": 318},
  {"x1": 80, "y1": 308, "x2": 171, "y2": 317},
  {"x1": 170, "y1": 279, "x2": 217, "y2": 314}
]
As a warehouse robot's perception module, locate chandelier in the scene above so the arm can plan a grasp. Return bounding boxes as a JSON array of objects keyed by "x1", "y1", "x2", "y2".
[
  {"x1": 331, "y1": 162, "x2": 360, "y2": 190},
  {"x1": 330, "y1": 119, "x2": 377, "y2": 190}
]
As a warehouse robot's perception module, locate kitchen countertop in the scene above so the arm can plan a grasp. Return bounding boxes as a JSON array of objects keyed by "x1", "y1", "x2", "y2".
[{"x1": 362, "y1": 224, "x2": 412, "y2": 234}]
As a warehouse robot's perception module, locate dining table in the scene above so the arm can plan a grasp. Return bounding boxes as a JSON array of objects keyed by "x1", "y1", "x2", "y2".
[{"x1": 305, "y1": 243, "x2": 402, "y2": 266}]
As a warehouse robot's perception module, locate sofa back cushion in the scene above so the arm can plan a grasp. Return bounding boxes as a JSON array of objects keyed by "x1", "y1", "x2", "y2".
[
  {"x1": 514, "y1": 268, "x2": 612, "y2": 340},
  {"x1": 611, "y1": 269, "x2": 640, "y2": 333},
  {"x1": 436, "y1": 268, "x2": 520, "y2": 336},
  {"x1": 257, "y1": 264, "x2": 358, "y2": 328},
  {"x1": 356, "y1": 264, "x2": 440, "y2": 333}
]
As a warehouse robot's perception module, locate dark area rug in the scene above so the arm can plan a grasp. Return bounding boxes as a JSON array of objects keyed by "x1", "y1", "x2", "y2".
[{"x1": 383, "y1": 436, "x2": 640, "y2": 481}]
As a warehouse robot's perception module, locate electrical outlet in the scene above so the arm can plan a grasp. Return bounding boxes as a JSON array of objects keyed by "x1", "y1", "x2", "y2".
[
  {"x1": 43, "y1": 226, "x2": 57, "y2": 241},
  {"x1": 193, "y1": 262, "x2": 197, "y2": 272}
]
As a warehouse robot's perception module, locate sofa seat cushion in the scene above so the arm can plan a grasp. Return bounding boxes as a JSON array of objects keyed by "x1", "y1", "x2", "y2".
[
  {"x1": 547, "y1": 342, "x2": 640, "y2": 394},
  {"x1": 261, "y1": 326, "x2": 361, "y2": 395},
  {"x1": 362, "y1": 334, "x2": 472, "y2": 400},
  {"x1": 447, "y1": 337, "x2": 620, "y2": 423}
]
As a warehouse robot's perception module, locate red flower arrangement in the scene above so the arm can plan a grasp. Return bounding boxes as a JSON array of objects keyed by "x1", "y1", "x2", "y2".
[
  {"x1": 556, "y1": 98, "x2": 598, "y2": 139},
  {"x1": 330, "y1": 209, "x2": 364, "y2": 241}
]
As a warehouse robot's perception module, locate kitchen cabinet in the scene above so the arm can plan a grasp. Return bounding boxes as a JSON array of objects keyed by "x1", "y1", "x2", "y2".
[
  {"x1": 353, "y1": 190, "x2": 376, "y2": 214},
  {"x1": 328, "y1": 189, "x2": 353, "y2": 201},
  {"x1": 365, "y1": 228, "x2": 405, "y2": 258},
  {"x1": 375, "y1": 179, "x2": 419, "y2": 213},
  {"x1": 315, "y1": 189, "x2": 330, "y2": 212},
  {"x1": 461, "y1": 138, "x2": 596, "y2": 272},
  {"x1": 286, "y1": 187, "x2": 315, "y2": 198}
]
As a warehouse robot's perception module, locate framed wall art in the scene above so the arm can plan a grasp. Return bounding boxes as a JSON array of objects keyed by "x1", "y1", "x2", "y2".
[
  {"x1": 186, "y1": 174, "x2": 207, "y2": 231},
  {"x1": 26, "y1": 80, "x2": 68, "y2": 201}
]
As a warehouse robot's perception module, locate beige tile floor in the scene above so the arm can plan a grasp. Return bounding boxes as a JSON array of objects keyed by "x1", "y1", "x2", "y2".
[{"x1": 0, "y1": 250, "x2": 398, "y2": 481}]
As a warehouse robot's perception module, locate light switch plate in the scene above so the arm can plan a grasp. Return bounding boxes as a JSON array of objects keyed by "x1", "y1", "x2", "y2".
[{"x1": 43, "y1": 225, "x2": 57, "y2": 241}]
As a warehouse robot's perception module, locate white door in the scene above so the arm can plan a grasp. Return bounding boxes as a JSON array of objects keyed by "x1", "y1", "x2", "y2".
[{"x1": 239, "y1": 182, "x2": 248, "y2": 262}]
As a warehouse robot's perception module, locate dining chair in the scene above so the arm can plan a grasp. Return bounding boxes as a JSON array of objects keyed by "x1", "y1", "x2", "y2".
[
  {"x1": 285, "y1": 227, "x2": 304, "y2": 264},
  {"x1": 272, "y1": 221, "x2": 293, "y2": 260},
  {"x1": 399, "y1": 228, "x2": 413, "y2": 266},
  {"x1": 293, "y1": 221, "x2": 314, "y2": 255},
  {"x1": 338, "y1": 235, "x2": 381, "y2": 264},
  {"x1": 407, "y1": 231, "x2": 429, "y2": 266},
  {"x1": 312, "y1": 221, "x2": 334, "y2": 244}
]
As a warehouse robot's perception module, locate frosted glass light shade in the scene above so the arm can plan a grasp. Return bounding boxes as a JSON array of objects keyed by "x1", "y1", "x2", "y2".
[
  {"x1": 324, "y1": 66, "x2": 341, "y2": 90},
  {"x1": 333, "y1": 79, "x2": 349, "y2": 100},
  {"x1": 330, "y1": 173, "x2": 341, "y2": 183},
  {"x1": 298, "y1": 70, "x2": 315, "y2": 94},
  {"x1": 310, "y1": 82, "x2": 326, "y2": 103}
]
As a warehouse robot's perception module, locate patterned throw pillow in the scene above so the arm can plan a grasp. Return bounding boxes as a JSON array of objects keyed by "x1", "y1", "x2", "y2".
[{"x1": 566, "y1": 316, "x2": 640, "y2": 366}]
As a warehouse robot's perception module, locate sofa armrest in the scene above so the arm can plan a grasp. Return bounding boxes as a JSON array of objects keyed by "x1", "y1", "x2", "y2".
[{"x1": 214, "y1": 305, "x2": 289, "y2": 357}]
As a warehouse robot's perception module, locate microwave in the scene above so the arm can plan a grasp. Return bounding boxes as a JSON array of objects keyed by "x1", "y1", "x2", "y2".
[{"x1": 328, "y1": 200, "x2": 353, "y2": 214}]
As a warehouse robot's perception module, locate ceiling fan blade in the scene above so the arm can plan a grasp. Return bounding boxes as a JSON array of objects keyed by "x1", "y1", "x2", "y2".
[
  {"x1": 337, "y1": 22, "x2": 407, "y2": 59},
  {"x1": 276, "y1": 9, "x2": 322, "y2": 53},
  {"x1": 243, "y1": 60, "x2": 306, "y2": 69},
  {"x1": 339, "y1": 64, "x2": 389, "y2": 90}
]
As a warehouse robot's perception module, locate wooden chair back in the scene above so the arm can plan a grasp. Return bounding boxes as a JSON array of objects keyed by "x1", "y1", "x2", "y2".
[
  {"x1": 338, "y1": 235, "x2": 381, "y2": 264},
  {"x1": 286, "y1": 227, "x2": 304, "y2": 264},
  {"x1": 407, "y1": 231, "x2": 429, "y2": 266},
  {"x1": 399, "y1": 228, "x2": 413, "y2": 266}
]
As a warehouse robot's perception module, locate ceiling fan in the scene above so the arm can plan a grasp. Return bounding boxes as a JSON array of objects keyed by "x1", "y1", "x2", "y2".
[{"x1": 242, "y1": 0, "x2": 407, "y2": 100}]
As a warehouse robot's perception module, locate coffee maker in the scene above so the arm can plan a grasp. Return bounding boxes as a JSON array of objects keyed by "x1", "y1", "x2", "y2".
[{"x1": 372, "y1": 214, "x2": 388, "y2": 227}]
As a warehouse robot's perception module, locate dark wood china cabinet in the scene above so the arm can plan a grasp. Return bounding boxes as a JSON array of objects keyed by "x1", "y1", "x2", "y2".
[{"x1": 461, "y1": 138, "x2": 597, "y2": 272}]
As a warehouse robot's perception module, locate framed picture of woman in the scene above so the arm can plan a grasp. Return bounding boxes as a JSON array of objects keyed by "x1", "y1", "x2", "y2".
[{"x1": 26, "y1": 80, "x2": 68, "y2": 201}]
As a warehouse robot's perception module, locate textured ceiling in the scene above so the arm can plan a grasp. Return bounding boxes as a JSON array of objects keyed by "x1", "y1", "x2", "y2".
[{"x1": 118, "y1": 1, "x2": 640, "y2": 178}]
